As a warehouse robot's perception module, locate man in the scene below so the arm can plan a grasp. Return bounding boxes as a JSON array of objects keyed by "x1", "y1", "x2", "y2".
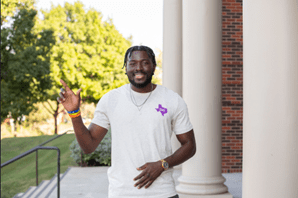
[{"x1": 57, "y1": 45, "x2": 196, "y2": 198}]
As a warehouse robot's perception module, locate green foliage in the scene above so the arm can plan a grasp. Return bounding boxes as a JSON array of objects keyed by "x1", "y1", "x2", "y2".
[
  {"x1": 1, "y1": 8, "x2": 55, "y2": 124},
  {"x1": 1, "y1": 0, "x2": 35, "y2": 25},
  {"x1": 69, "y1": 128, "x2": 111, "y2": 166},
  {"x1": 35, "y1": 1, "x2": 132, "y2": 105}
]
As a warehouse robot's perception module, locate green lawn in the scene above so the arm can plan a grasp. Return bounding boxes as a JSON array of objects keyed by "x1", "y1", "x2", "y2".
[{"x1": 1, "y1": 134, "x2": 79, "y2": 198}]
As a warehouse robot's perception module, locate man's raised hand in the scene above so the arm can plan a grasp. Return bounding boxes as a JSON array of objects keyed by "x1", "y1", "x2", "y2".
[{"x1": 57, "y1": 79, "x2": 82, "y2": 112}]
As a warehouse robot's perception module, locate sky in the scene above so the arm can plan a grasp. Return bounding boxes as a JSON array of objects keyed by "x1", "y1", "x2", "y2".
[{"x1": 35, "y1": 0, "x2": 163, "y2": 56}]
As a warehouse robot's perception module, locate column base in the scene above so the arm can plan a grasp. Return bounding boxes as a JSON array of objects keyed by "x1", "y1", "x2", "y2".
[
  {"x1": 178, "y1": 192, "x2": 233, "y2": 198},
  {"x1": 176, "y1": 175, "x2": 229, "y2": 195}
]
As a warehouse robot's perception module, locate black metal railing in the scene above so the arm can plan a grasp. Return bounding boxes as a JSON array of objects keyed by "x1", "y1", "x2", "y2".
[{"x1": 1, "y1": 129, "x2": 73, "y2": 198}]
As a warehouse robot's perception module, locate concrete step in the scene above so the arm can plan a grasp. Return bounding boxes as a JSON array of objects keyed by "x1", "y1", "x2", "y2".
[
  {"x1": 38, "y1": 173, "x2": 65, "y2": 198},
  {"x1": 26, "y1": 180, "x2": 50, "y2": 197},
  {"x1": 12, "y1": 192, "x2": 24, "y2": 198},
  {"x1": 12, "y1": 173, "x2": 64, "y2": 198},
  {"x1": 22, "y1": 186, "x2": 37, "y2": 198}
]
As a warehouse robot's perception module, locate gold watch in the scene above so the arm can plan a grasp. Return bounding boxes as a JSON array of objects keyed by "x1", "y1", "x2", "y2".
[{"x1": 160, "y1": 159, "x2": 169, "y2": 170}]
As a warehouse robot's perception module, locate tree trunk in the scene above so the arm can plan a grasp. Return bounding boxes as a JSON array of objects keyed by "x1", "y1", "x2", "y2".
[{"x1": 54, "y1": 100, "x2": 59, "y2": 134}]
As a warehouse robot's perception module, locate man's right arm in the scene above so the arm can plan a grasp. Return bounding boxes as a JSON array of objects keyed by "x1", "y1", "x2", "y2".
[
  {"x1": 71, "y1": 115, "x2": 108, "y2": 154},
  {"x1": 57, "y1": 79, "x2": 108, "y2": 154}
]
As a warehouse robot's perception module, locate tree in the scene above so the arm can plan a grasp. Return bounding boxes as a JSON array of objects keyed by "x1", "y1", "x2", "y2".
[
  {"x1": 35, "y1": 1, "x2": 132, "y2": 134},
  {"x1": 1, "y1": 0, "x2": 35, "y2": 25},
  {"x1": 1, "y1": 8, "x2": 55, "y2": 125}
]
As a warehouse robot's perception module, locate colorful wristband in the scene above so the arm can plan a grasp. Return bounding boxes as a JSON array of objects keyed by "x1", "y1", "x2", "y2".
[
  {"x1": 69, "y1": 111, "x2": 81, "y2": 118},
  {"x1": 67, "y1": 108, "x2": 80, "y2": 114},
  {"x1": 69, "y1": 110, "x2": 81, "y2": 115}
]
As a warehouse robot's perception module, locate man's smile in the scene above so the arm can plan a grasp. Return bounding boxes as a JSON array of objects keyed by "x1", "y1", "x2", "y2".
[{"x1": 134, "y1": 73, "x2": 146, "y2": 80}]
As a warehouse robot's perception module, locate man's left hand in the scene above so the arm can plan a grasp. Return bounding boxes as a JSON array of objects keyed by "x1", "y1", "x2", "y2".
[{"x1": 133, "y1": 161, "x2": 164, "y2": 189}]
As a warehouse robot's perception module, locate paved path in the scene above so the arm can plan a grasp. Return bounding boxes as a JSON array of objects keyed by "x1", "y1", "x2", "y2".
[{"x1": 48, "y1": 167, "x2": 242, "y2": 198}]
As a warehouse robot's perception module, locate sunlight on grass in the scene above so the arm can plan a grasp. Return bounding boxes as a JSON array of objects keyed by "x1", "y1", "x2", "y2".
[{"x1": 1, "y1": 134, "x2": 78, "y2": 198}]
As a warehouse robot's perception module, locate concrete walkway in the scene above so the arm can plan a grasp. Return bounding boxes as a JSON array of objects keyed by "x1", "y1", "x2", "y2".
[{"x1": 48, "y1": 167, "x2": 242, "y2": 198}]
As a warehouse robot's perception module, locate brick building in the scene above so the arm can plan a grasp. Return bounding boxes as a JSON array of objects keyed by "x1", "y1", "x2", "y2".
[
  {"x1": 221, "y1": 0, "x2": 243, "y2": 173},
  {"x1": 162, "y1": 0, "x2": 297, "y2": 197}
]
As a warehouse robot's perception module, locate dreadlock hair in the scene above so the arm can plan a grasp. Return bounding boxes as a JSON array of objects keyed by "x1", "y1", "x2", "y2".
[{"x1": 122, "y1": 45, "x2": 156, "y2": 69}]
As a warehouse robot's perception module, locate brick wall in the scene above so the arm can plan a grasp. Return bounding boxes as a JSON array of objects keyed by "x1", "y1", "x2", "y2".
[{"x1": 221, "y1": 0, "x2": 243, "y2": 173}]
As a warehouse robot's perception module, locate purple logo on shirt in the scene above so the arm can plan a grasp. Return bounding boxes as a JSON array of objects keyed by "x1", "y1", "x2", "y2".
[{"x1": 155, "y1": 104, "x2": 167, "y2": 116}]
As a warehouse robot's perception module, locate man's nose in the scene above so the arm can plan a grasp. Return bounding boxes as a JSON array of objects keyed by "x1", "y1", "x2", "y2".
[{"x1": 135, "y1": 62, "x2": 143, "y2": 71}]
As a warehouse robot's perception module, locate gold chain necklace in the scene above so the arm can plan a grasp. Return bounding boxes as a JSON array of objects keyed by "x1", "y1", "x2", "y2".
[{"x1": 130, "y1": 84, "x2": 153, "y2": 111}]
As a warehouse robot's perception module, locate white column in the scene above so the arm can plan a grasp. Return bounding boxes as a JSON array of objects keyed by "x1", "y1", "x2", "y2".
[
  {"x1": 243, "y1": 0, "x2": 298, "y2": 197},
  {"x1": 177, "y1": 0, "x2": 232, "y2": 197},
  {"x1": 162, "y1": 0, "x2": 183, "y2": 169}
]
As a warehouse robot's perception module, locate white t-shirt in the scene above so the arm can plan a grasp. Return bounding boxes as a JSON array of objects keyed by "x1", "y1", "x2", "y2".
[{"x1": 91, "y1": 83, "x2": 193, "y2": 198}]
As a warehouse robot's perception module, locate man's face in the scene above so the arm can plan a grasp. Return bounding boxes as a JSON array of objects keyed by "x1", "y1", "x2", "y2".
[{"x1": 125, "y1": 50, "x2": 156, "y2": 88}]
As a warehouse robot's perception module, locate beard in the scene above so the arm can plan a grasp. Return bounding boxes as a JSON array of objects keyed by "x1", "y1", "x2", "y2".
[{"x1": 128, "y1": 72, "x2": 154, "y2": 89}]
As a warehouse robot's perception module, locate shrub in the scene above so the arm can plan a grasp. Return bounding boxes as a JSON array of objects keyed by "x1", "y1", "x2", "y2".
[{"x1": 69, "y1": 128, "x2": 111, "y2": 166}]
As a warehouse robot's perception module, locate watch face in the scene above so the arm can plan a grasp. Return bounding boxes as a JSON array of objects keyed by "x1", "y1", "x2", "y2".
[{"x1": 164, "y1": 162, "x2": 169, "y2": 169}]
